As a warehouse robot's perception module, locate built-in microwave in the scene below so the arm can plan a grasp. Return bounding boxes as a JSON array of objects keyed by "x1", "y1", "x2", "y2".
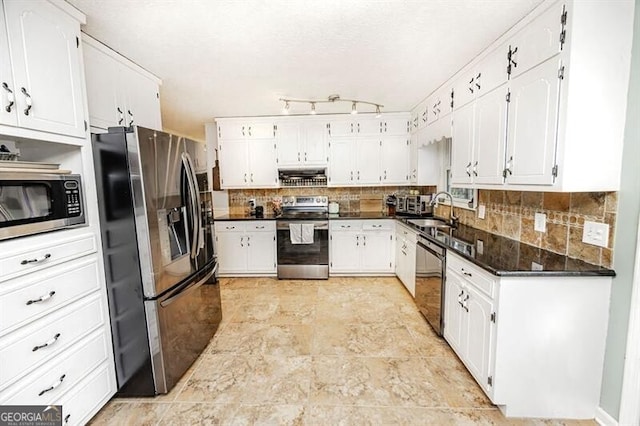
[{"x1": 0, "y1": 172, "x2": 86, "y2": 240}]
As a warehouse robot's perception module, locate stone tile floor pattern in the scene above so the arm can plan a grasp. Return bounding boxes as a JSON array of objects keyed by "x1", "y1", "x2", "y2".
[{"x1": 89, "y1": 277, "x2": 596, "y2": 425}]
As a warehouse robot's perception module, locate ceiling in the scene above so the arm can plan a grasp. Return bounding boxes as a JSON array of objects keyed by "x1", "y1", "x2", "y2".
[{"x1": 68, "y1": 0, "x2": 544, "y2": 140}]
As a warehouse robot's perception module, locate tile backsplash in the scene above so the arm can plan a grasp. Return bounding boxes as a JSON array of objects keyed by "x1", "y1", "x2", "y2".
[
  {"x1": 228, "y1": 186, "x2": 436, "y2": 216},
  {"x1": 436, "y1": 190, "x2": 617, "y2": 268}
]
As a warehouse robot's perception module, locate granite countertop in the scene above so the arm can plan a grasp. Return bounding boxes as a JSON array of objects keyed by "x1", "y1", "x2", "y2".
[
  {"x1": 213, "y1": 212, "x2": 615, "y2": 277},
  {"x1": 399, "y1": 219, "x2": 615, "y2": 277}
]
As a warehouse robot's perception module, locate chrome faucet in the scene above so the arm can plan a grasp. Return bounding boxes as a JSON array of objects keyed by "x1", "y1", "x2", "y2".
[{"x1": 430, "y1": 191, "x2": 458, "y2": 226}]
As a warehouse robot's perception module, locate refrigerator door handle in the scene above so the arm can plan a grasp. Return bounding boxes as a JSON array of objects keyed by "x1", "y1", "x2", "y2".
[
  {"x1": 181, "y1": 153, "x2": 200, "y2": 259},
  {"x1": 160, "y1": 262, "x2": 217, "y2": 308},
  {"x1": 185, "y1": 153, "x2": 203, "y2": 255}
]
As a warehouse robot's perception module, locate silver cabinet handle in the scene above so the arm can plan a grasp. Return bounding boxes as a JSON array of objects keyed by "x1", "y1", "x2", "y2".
[
  {"x1": 38, "y1": 374, "x2": 66, "y2": 396},
  {"x1": 304, "y1": 152, "x2": 307, "y2": 162},
  {"x1": 250, "y1": 173, "x2": 254, "y2": 182},
  {"x1": 247, "y1": 236, "x2": 250, "y2": 247},
  {"x1": 117, "y1": 107, "x2": 124, "y2": 125},
  {"x1": 461, "y1": 268, "x2": 473, "y2": 277},
  {"x1": 473, "y1": 161, "x2": 478, "y2": 177},
  {"x1": 356, "y1": 235, "x2": 359, "y2": 246},
  {"x1": 21, "y1": 87, "x2": 32, "y2": 115},
  {"x1": 256, "y1": 226, "x2": 265, "y2": 229},
  {"x1": 64, "y1": 414, "x2": 71, "y2": 424},
  {"x1": 463, "y1": 294, "x2": 470, "y2": 312},
  {"x1": 350, "y1": 171, "x2": 353, "y2": 181},
  {"x1": 466, "y1": 162, "x2": 472, "y2": 177},
  {"x1": 240, "y1": 236, "x2": 244, "y2": 247},
  {"x1": 248, "y1": 126, "x2": 252, "y2": 136},
  {"x1": 298, "y1": 152, "x2": 301, "y2": 162},
  {"x1": 26, "y1": 291, "x2": 55, "y2": 306},
  {"x1": 33, "y1": 333, "x2": 61, "y2": 352},
  {"x1": 21, "y1": 253, "x2": 51, "y2": 265},
  {"x1": 127, "y1": 109, "x2": 133, "y2": 125},
  {"x1": 357, "y1": 170, "x2": 360, "y2": 180},
  {"x1": 244, "y1": 173, "x2": 247, "y2": 183},
  {"x1": 362, "y1": 235, "x2": 366, "y2": 246},
  {"x1": 384, "y1": 170, "x2": 387, "y2": 180},
  {"x1": 341, "y1": 225, "x2": 351, "y2": 228},
  {"x1": 242, "y1": 126, "x2": 245, "y2": 136},
  {"x1": 225, "y1": 226, "x2": 235, "y2": 230},
  {"x1": 2, "y1": 82, "x2": 14, "y2": 112}
]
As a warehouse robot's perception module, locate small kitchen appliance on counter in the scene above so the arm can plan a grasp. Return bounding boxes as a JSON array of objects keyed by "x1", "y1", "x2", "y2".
[{"x1": 397, "y1": 194, "x2": 433, "y2": 216}]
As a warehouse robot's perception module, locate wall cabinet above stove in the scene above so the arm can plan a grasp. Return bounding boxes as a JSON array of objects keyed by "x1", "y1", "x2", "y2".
[{"x1": 275, "y1": 119, "x2": 327, "y2": 167}]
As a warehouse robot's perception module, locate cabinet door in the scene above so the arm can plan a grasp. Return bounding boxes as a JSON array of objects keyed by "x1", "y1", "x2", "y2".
[
  {"x1": 246, "y1": 122, "x2": 274, "y2": 139},
  {"x1": 4, "y1": 0, "x2": 85, "y2": 137},
  {"x1": 219, "y1": 140, "x2": 248, "y2": 188},
  {"x1": 382, "y1": 117, "x2": 409, "y2": 136},
  {"x1": 506, "y1": 57, "x2": 560, "y2": 185},
  {"x1": 330, "y1": 231, "x2": 359, "y2": 272},
  {"x1": 381, "y1": 137, "x2": 409, "y2": 184},
  {"x1": 356, "y1": 138, "x2": 381, "y2": 184},
  {"x1": 477, "y1": 45, "x2": 509, "y2": 96},
  {"x1": 328, "y1": 119, "x2": 354, "y2": 137},
  {"x1": 123, "y1": 66, "x2": 162, "y2": 130},
  {"x1": 463, "y1": 284, "x2": 494, "y2": 392},
  {"x1": 443, "y1": 272, "x2": 465, "y2": 352},
  {"x1": 246, "y1": 231, "x2": 276, "y2": 273},
  {"x1": 474, "y1": 84, "x2": 508, "y2": 184},
  {"x1": 248, "y1": 139, "x2": 277, "y2": 187},
  {"x1": 275, "y1": 121, "x2": 302, "y2": 166},
  {"x1": 217, "y1": 122, "x2": 247, "y2": 139},
  {"x1": 302, "y1": 121, "x2": 328, "y2": 165},
  {"x1": 453, "y1": 70, "x2": 477, "y2": 111},
  {"x1": 0, "y1": 7, "x2": 17, "y2": 127},
  {"x1": 356, "y1": 118, "x2": 382, "y2": 136},
  {"x1": 328, "y1": 138, "x2": 356, "y2": 185},
  {"x1": 450, "y1": 101, "x2": 475, "y2": 185},
  {"x1": 508, "y1": 2, "x2": 564, "y2": 78},
  {"x1": 83, "y1": 41, "x2": 122, "y2": 130},
  {"x1": 361, "y1": 231, "x2": 393, "y2": 272},
  {"x1": 215, "y1": 232, "x2": 247, "y2": 273}
]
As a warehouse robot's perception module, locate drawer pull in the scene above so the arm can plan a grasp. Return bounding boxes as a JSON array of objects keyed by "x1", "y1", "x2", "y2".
[
  {"x1": 225, "y1": 226, "x2": 235, "y2": 230},
  {"x1": 341, "y1": 225, "x2": 350, "y2": 228},
  {"x1": 461, "y1": 268, "x2": 473, "y2": 277},
  {"x1": 21, "y1": 253, "x2": 52, "y2": 265},
  {"x1": 32, "y1": 333, "x2": 61, "y2": 352},
  {"x1": 38, "y1": 374, "x2": 66, "y2": 396},
  {"x1": 256, "y1": 226, "x2": 265, "y2": 229},
  {"x1": 26, "y1": 291, "x2": 56, "y2": 306},
  {"x1": 463, "y1": 294, "x2": 470, "y2": 312},
  {"x1": 64, "y1": 414, "x2": 70, "y2": 424}
]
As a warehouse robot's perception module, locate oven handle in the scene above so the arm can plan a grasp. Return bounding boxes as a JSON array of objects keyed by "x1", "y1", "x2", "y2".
[{"x1": 276, "y1": 221, "x2": 329, "y2": 230}]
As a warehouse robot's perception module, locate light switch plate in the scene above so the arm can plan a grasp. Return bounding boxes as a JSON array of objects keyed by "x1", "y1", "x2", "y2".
[
  {"x1": 478, "y1": 204, "x2": 486, "y2": 219},
  {"x1": 534, "y1": 213, "x2": 546, "y2": 233},
  {"x1": 583, "y1": 221, "x2": 609, "y2": 247}
]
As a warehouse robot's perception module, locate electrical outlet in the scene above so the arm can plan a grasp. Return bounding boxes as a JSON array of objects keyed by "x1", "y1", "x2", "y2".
[
  {"x1": 534, "y1": 213, "x2": 546, "y2": 233},
  {"x1": 477, "y1": 239, "x2": 484, "y2": 255},
  {"x1": 582, "y1": 221, "x2": 609, "y2": 247},
  {"x1": 478, "y1": 204, "x2": 486, "y2": 220}
]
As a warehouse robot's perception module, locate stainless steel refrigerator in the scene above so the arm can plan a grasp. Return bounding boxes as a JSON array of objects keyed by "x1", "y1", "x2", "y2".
[{"x1": 92, "y1": 126, "x2": 221, "y2": 396}]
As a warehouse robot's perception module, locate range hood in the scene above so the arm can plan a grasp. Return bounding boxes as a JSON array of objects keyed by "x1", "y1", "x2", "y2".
[{"x1": 278, "y1": 168, "x2": 327, "y2": 187}]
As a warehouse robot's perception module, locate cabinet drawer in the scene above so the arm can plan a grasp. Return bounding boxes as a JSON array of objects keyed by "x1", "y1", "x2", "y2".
[
  {"x1": 0, "y1": 329, "x2": 110, "y2": 405},
  {"x1": 330, "y1": 220, "x2": 360, "y2": 231},
  {"x1": 362, "y1": 220, "x2": 393, "y2": 231},
  {"x1": 0, "y1": 293, "x2": 106, "y2": 389},
  {"x1": 214, "y1": 221, "x2": 245, "y2": 232},
  {"x1": 58, "y1": 363, "x2": 115, "y2": 426},
  {"x1": 396, "y1": 224, "x2": 418, "y2": 243},
  {"x1": 447, "y1": 254, "x2": 495, "y2": 298},
  {"x1": 0, "y1": 258, "x2": 101, "y2": 336},
  {"x1": 245, "y1": 221, "x2": 275, "y2": 232},
  {"x1": 0, "y1": 233, "x2": 96, "y2": 282}
]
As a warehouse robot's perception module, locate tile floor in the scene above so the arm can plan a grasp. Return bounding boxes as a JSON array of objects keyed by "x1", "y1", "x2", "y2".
[{"x1": 89, "y1": 277, "x2": 596, "y2": 425}]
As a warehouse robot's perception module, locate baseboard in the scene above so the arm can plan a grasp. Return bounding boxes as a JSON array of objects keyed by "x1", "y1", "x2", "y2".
[{"x1": 595, "y1": 407, "x2": 618, "y2": 426}]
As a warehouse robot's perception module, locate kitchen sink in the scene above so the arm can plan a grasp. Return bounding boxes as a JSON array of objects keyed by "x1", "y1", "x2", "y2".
[{"x1": 407, "y1": 218, "x2": 451, "y2": 228}]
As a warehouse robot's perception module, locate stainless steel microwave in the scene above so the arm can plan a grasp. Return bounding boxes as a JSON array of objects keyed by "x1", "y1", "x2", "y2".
[{"x1": 0, "y1": 172, "x2": 86, "y2": 240}]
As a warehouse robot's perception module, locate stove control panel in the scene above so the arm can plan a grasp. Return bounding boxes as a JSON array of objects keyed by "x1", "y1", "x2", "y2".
[{"x1": 282, "y1": 196, "x2": 328, "y2": 207}]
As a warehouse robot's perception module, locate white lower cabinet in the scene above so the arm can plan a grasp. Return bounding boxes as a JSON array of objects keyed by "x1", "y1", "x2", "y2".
[
  {"x1": 444, "y1": 251, "x2": 613, "y2": 419},
  {"x1": 0, "y1": 232, "x2": 116, "y2": 424},
  {"x1": 394, "y1": 223, "x2": 418, "y2": 296},
  {"x1": 329, "y1": 220, "x2": 394, "y2": 275},
  {"x1": 214, "y1": 221, "x2": 276, "y2": 275}
]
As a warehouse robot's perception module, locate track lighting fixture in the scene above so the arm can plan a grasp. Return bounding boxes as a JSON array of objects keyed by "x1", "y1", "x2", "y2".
[{"x1": 278, "y1": 94, "x2": 383, "y2": 116}]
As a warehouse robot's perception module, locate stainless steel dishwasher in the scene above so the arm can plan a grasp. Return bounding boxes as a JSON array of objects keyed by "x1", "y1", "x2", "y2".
[{"x1": 415, "y1": 234, "x2": 446, "y2": 336}]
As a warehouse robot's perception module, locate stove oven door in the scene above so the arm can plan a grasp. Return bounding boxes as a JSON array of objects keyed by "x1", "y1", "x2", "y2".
[{"x1": 276, "y1": 220, "x2": 329, "y2": 279}]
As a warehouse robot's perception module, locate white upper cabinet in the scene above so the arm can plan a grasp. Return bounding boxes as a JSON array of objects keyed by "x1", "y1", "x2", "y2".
[
  {"x1": 83, "y1": 35, "x2": 162, "y2": 131},
  {"x1": 505, "y1": 57, "x2": 561, "y2": 185},
  {"x1": 381, "y1": 116, "x2": 409, "y2": 136},
  {"x1": 356, "y1": 138, "x2": 381, "y2": 184},
  {"x1": 1, "y1": 0, "x2": 86, "y2": 138},
  {"x1": 507, "y1": 2, "x2": 564, "y2": 79},
  {"x1": 217, "y1": 119, "x2": 277, "y2": 188},
  {"x1": 0, "y1": 6, "x2": 16, "y2": 127},
  {"x1": 381, "y1": 136, "x2": 409, "y2": 184},
  {"x1": 437, "y1": 0, "x2": 634, "y2": 191},
  {"x1": 275, "y1": 119, "x2": 327, "y2": 167},
  {"x1": 327, "y1": 138, "x2": 355, "y2": 185}
]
